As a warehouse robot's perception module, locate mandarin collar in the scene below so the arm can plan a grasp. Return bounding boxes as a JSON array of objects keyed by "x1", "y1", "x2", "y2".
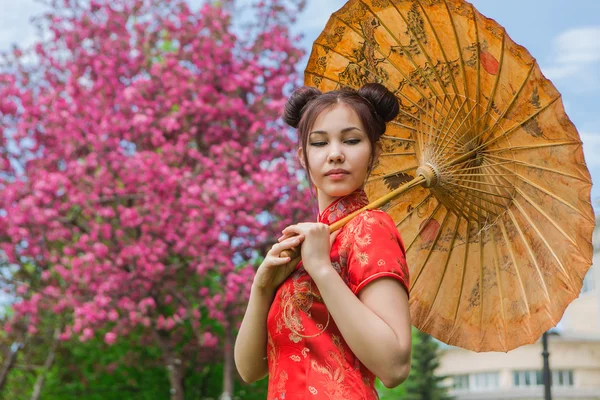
[{"x1": 317, "y1": 188, "x2": 369, "y2": 225}]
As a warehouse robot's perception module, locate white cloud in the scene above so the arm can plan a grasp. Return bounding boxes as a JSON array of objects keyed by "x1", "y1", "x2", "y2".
[
  {"x1": 580, "y1": 132, "x2": 600, "y2": 167},
  {"x1": 541, "y1": 27, "x2": 600, "y2": 92}
]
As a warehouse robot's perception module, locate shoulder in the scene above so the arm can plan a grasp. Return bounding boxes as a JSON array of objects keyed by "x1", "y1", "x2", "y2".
[{"x1": 344, "y1": 209, "x2": 397, "y2": 237}]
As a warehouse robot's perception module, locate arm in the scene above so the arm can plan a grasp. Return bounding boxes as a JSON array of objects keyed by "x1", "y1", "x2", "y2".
[
  {"x1": 311, "y1": 268, "x2": 412, "y2": 388},
  {"x1": 233, "y1": 284, "x2": 274, "y2": 383},
  {"x1": 234, "y1": 235, "x2": 301, "y2": 383}
]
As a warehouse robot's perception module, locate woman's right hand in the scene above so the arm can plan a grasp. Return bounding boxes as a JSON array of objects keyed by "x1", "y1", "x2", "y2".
[{"x1": 253, "y1": 234, "x2": 304, "y2": 294}]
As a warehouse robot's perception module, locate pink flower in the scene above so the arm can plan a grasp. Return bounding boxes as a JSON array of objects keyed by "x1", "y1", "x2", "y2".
[{"x1": 104, "y1": 332, "x2": 117, "y2": 345}]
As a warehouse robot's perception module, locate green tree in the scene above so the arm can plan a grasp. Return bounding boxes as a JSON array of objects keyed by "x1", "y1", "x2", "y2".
[{"x1": 403, "y1": 328, "x2": 453, "y2": 400}]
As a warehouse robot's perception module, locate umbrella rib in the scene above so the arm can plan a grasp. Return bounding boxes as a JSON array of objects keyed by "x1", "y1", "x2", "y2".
[
  {"x1": 366, "y1": 165, "x2": 419, "y2": 184},
  {"x1": 510, "y1": 185, "x2": 581, "y2": 252},
  {"x1": 442, "y1": 182, "x2": 497, "y2": 220},
  {"x1": 406, "y1": 202, "x2": 443, "y2": 253},
  {"x1": 416, "y1": 0, "x2": 466, "y2": 106},
  {"x1": 482, "y1": 96, "x2": 562, "y2": 150},
  {"x1": 452, "y1": 159, "x2": 513, "y2": 173},
  {"x1": 359, "y1": 0, "x2": 444, "y2": 101},
  {"x1": 485, "y1": 153, "x2": 589, "y2": 182},
  {"x1": 477, "y1": 218, "x2": 484, "y2": 348},
  {"x1": 510, "y1": 197, "x2": 576, "y2": 292},
  {"x1": 328, "y1": 14, "x2": 433, "y2": 111},
  {"x1": 396, "y1": 193, "x2": 434, "y2": 228},
  {"x1": 472, "y1": 3, "x2": 481, "y2": 144},
  {"x1": 452, "y1": 173, "x2": 512, "y2": 177},
  {"x1": 440, "y1": 106, "x2": 496, "y2": 161},
  {"x1": 380, "y1": 134, "x2": 415, "y2": 143},
  {"x1": 505, "y1": 207, "x2": 553, "y2": 308},
  {"x1": 489, "y1": 226, "x2": 508, "y2": 351},
  {"x1": 433, "y1": 97, "x2": 476, "y2": 156},
  {"x1": 486, "y1": 163, "x2": 573, "y2": 250},
  {"x1": 388, "y1": 120, "x2": 422, "y2": 131},
  {"x1": 433, "y1": 94, "x2": 461, "y2": 150},
  {"x1": 411, "y1": 208, "x2": 453, "y2": 289},
  {"x1": 387, "y1": 0, "x2": 470, "y2": 128},
  {"x1": 435, "y1": 100, "x2": 479, "y2": 157},
  {"x1": 449, "y1": 178, "x2": 511, "y2": 190},
  {"x1": 450, "y1": 219, "x2": 471, "y2": 337},
  {"x1": 307, "y1": 43, "x2": 425, "y2": 117},
  {"x1": 436, "y1": 100, "x2": 499, "y2": 164},
  {"x1": 480, "y1": 31, "x2": 506, "y2": 133},
  {"x1": 444, "y1": 180, "x2": 511, "y2": 201},
  {"x1": 447, "y1": 63, "x2": 536, "y2": 162},
  {"x1": 498, "y1": 220, "x2": 534, "y2": 340},
  {"x1": 491, "y1": 163, "x2": 595, "y2": 224},
  {"x1": 442, "y1": 0, "x2": 470, "y2": 100},
  {"x1": 379, "y1": 152, "x2": 416, "y2": 157},
  {"x1": 392, "y1": 0, "x2": 452, "y2": 100},
  {"x1": 422, "y1": 215, "x2": 461, "y2": 326},
  {"x1": 485, "y1": 140, "x2": 580, "y2": 154}
]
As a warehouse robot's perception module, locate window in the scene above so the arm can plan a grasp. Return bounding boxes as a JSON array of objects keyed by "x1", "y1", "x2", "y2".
[
  {"x1": 513, "y1": 370, "x2": 574, "y2": 387},
  {"x1": 513, "y1": 370, "x2": 543, "y2": 387},
  {"x1": 471, "y1": 372, "x2": 500, "y2": 391},
  {"x1": 453, "y1": 374, "x2": 469, "y2": 390},
  {"x1": 553, "y1": 370, "x2": 574, "y2": 387}
]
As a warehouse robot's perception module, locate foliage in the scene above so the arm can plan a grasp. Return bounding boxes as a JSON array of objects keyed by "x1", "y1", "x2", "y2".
[
  {"x1": 0, "y1": 0, "x2": 311, "y2": 396},
  {"x1": 402, "y1": 328, "x2": 453, "y2": 400}
]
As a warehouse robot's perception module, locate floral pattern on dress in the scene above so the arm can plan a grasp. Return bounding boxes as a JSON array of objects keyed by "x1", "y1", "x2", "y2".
[{"x1": 266, "y1": 188, "x2": 409, "y2": 400}]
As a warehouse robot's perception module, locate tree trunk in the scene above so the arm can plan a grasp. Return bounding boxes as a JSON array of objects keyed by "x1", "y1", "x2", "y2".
[
  {"x1": 154, "y1": 330, "x2": 185, "y2": 400},
  {"x1": 0, "y1": 342, "x2": 21, "y2": 392},
  {"x1": 220, "y1": 318, "x2": 234, "y2": 400},
  {"x1": 30, "y1": 327, "x2": 60, "y2": 400}
]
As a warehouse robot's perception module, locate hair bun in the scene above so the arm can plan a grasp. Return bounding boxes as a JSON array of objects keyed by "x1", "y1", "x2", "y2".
[
  {"x1": 358, "y1": 83, "x2": 399, "y2": 123},
  {"x1": 282, "y1": 86, "x2": 322, "y2": 128}
]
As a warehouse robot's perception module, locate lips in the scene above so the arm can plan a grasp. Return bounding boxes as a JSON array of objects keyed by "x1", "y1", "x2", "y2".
[{"x1": 325, "y1": 169, "x2": 349, "y2": 176}]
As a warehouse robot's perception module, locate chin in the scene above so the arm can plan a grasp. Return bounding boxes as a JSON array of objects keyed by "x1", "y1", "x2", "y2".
[{"x1": 320, "y1": 182, "x2": 360, "y2": 198}]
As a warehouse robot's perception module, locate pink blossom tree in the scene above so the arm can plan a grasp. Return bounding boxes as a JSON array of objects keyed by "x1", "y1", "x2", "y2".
[{"x1": 0, "y1": 0, "x2": 313, "y2": 398}]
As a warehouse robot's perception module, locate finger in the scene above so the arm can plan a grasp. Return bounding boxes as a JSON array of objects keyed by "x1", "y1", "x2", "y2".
[
  {"x1": 269, "y1": 255, "x2": 292, "y2": 265},
  {"x1": 269, "y1": 236, "x2": 302, "y2": 255},
  {"x1": 329, "y1": 230, "x2": 340, "y2": 247},
  {"x1": 278, "y1": 232, "x2": 298, "y2": 242}
]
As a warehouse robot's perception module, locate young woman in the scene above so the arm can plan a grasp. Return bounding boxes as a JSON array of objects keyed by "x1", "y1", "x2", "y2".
[{"x1": 234, "y1": 83, "x2": 412, "y2": 399}]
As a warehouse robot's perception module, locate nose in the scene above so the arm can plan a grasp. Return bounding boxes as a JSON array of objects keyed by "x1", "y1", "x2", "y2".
[{"x1": 328, "y1": 145, "x2": 345, "y2": 163}]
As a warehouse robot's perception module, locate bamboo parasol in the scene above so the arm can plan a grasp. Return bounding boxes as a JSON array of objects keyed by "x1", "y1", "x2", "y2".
[{"x1": 298, "y1": 0, "x2": 595, "y2": 352}]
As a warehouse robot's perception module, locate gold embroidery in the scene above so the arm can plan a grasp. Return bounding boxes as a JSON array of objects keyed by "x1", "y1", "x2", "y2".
[
  {"x1": 267, "y1": 333, "x2": 288, "y2": 400},
  {"x1": 310, "y1": 334, "x2": 354, "y2": 399},
  {"x1": 279, "y1": 268, "x2": 331, "y2": 342}
]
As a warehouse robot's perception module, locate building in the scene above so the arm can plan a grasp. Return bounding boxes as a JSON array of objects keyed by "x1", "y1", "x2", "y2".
[{"x1": 437, "y1": 218, "x2": 600, "y2": 400}]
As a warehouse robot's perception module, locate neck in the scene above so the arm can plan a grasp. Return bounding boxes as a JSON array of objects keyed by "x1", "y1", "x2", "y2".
[
  {"x1": 317, "y1": 189, "x2": 340, "y2": 215},
  {"x1": 316, "y1": 186, "x2": 363, "y2": 215}
]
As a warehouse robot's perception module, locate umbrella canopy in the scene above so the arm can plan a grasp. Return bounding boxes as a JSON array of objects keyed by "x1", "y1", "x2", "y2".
[{"x1": 303, "y1": 0, "x2": 595, "y2": 352}]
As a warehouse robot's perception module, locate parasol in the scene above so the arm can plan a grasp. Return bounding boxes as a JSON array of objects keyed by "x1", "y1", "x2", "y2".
[{"x1": 298, "y1": 0, "x2": 595, "y2": 352}]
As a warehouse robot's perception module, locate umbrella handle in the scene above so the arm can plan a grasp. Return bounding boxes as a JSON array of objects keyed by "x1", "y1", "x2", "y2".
[{"x1": 277, "y1": 175, "x2": 426, "y2": 270}]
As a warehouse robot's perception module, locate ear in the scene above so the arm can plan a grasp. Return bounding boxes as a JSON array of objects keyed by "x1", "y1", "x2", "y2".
[
  {"x1": 372, "y1": 142, "x2": 382, "y2": 164},
  {"x1": 297, "y1": 147, "x2": 306, "y2": 168}
]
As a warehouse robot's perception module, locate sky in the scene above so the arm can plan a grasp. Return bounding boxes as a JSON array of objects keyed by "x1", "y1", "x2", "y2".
[{"x1": 0, "y1": 0, "x2": 598, "y2": 213}]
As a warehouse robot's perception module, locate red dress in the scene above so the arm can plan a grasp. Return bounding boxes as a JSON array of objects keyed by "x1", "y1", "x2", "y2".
[{"x1": 266, "y1": 188, "x2": 409, "y2": 399}]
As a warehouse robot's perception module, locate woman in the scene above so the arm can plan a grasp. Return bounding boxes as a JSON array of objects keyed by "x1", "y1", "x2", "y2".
[{"x1": 234, "y1": 83, "x2": 412, "y2": 399}]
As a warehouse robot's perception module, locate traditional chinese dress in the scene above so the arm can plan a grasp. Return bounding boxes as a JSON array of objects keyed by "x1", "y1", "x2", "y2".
[{"x1": 266, "y1": 188, "x2": 410, "y2": 399}]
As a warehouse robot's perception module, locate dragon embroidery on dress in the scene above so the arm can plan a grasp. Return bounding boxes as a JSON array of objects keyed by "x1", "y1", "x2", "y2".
[
  {"x1": 310, "y1": 334, "x2": 355, "y2": 399},
  {"x1": 278, "y1": 268, "x2": 330, "y2": 343},
  {"x1": 267, "y1": 333, "x2": 288, "y2": 400},
  {"x1": 339, "y1": 212, "x2": 377, "y2": 267}
]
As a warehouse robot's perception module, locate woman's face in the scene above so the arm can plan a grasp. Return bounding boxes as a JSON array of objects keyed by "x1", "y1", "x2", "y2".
[{"x1": 298, "y1": 103, "x2": 377, "y2": 204}]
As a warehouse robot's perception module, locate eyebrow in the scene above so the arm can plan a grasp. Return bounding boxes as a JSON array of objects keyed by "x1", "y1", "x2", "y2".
[{"x1": 309, "y1": 127, "x2": 362, "y2": 135}]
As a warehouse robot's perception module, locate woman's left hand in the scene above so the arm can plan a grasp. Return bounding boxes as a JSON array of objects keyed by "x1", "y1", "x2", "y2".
[{"x1": 279, "y1": 223, "x2": 340, "y2": 277}]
